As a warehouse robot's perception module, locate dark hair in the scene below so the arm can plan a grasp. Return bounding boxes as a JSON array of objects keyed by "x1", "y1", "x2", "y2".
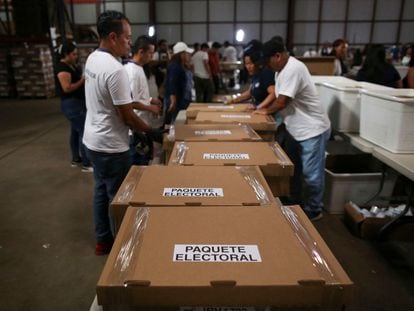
[
  {"x1": 263, "y1": 38, "x2": 286, "y2": 58},
  {"x1": 201, "y1": 43, "x2": 209, "y2": 50},
  {"x1": 212, "y1": 42, "x2": 222, "y2": 49},
  {"x1": 331, "y1": 38, "x2": 347, "y2": 56},
  {"x1": 158, "y1": 39, "x2": 167, "y2": 46},
  {"x1": 131, "y1": 35, "x2": 154, "y2": 55},
  {"x1": 97, "y1": 10, "x2": 129, "y2": 39},
  {"x1": 56, "y1": 41, "x2": 77, "y2": 60},
  {"x1": 243, "y1": 39, "x2": 263, "y2": 65},
  {"x1": 224, "y1": 41, "x2": 230, "y2": 47},
  {"x1": 361, "y1": 44, "x2": 390, "y2": 84}
]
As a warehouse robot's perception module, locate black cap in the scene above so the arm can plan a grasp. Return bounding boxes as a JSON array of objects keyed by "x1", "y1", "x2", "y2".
[
  {"x1": 263, "y1": 39, "x2": 286, "y2": 58},
  {"x1": 243, "y1": 40, "x2": 263, "y2": 64}
]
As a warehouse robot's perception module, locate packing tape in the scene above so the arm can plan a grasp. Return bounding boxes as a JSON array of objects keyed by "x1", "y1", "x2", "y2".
[
  {"x1": 270, "y1": 143, "x2": 291, "y2": 168},
  {"x1": 173, "y1": 141, "x2": 189, "y2": 165},
  {"x1": 235, "y1": 166, "x2": 272, "y2": 205},
  {"x1": 239, "y1": 123, "x2": 261, "y2": 140}
]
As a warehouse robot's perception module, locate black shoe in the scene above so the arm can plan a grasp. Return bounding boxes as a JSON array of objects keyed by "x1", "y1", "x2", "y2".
[{"x1": 71, "y1": 159, "x2": 82, "y2": 167}]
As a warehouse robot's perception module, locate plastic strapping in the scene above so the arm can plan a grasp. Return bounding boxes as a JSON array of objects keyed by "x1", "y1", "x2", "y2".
[
  {"x1": 281, "y1": 205, "x2": 338, "y2": 284},
  {"x1": 115, "y1": 182, "x2": 136, "y2": 203},
  {"x1": 110, "y1": 207, "x2": 150, "y2": 285},
  {"x1": 239, "y1": 123, "x2": 261, "y2": 140},
  {"x1": 235, "y1": 166, "x2": 272, "y2": 205},
  {"x1": 173, "y1": 141, "x2": 189, "y2": 165},
  {"x1": 270, "y1": 143, "x2": 290, "y2": 168}
]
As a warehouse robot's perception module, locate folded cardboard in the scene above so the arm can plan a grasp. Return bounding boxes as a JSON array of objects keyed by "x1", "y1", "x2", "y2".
[
  {"x1": 193, "y1": 112, "x2": 277, "y2": 132},
  {"x1": 168, "y1": 141, "x2": 294, "y2": 197},
  {"x1": 110, "y1": 165, "x2": 275, "y2": 232},
  {"x1": 343, "y1": 202, "x2": 414, "y2": 240},
  {"x1": 162, "y1": 123, "x2": 262, "y2": 163},
  {"x1": 97, "y1": 205, "x2": 353, "y2": 310},
  {"x1": 186, "y1": 103, "x2": 251, "y2": 120},
  {"x1": 296, "y1": 57, "x2": 335, "y2": 76}
]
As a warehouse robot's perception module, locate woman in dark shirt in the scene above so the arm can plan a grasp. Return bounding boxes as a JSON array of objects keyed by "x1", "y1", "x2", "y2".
[
  {"x1": 164, "y1": 42, "x2": 194, "y2": 124},
  {"x1": 55, "y1": 42, "x2": 92, "y2": 171},
  {"x1": 230, "y1": 40, "x2": 275, "y2": 110},
  {"x1": 403, "y1": 44, "x2": 414, "y2": 88},
  {"x1": 356, "y1": 44, "x2": 402, "y2": 88}
]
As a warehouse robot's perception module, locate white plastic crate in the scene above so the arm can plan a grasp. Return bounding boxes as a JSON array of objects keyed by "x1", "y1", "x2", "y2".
[
  {"x1": 360, "y1": 89, "x2": 414, "y2": 153},
  {"x1": 311, "y1": 75, "x2": 353, "y2": 95},
  {"x1": 318, "y1": 81, "x2": 392, "y2": 132}
]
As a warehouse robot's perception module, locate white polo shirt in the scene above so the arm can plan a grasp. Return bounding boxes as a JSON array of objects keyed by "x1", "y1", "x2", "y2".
[
  {"x1": 124, "y1": 61, "x2": 153, "y2": 126},
  {"x1": 83, "y1": 49, "x2": 132, "y2": 153},
  {"x1": 276, "y1": 56, "x2": 330, "y2": 141},
  {"x1": 192, "y1": 50, "x2": 210, "y2": 79}
]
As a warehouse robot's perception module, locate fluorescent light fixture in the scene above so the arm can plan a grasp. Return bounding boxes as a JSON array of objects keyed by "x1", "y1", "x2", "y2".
[
  {"x1": 148, "y1": 26, "x2": 155, "y2": 37},
  {"x1": 236, "y1": 29, "x2": 245, "y2": 42}
]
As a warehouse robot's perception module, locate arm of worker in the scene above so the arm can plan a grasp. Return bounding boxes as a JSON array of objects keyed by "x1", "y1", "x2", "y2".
[
  {"x1": 254, "y1": 85, "x2": 276, "y2": 110},
  {"x1": 230, "y1": 88, "x2": 251, "y2": 104},
  {"x1": 168, "y1": 94, "x2": 177, "y2": 113},
  {"x1": 132, "y1": 101, "x2": 161, "y2": 114},
  {"x1": 203, "y1": 58, "x2": 212, "y2": 78},
  {"x1": 57, "y1": 71, "x2": 84, "y2": 93},
  {"x1": 408, "y1": 67, "x2": 414, "y2": 88},
  {"x1": 254, "y1": 94, "x2": 289, "y2": 115},
  {"x1": 116, "y1": 104, "x2": 151, "y2": 132}
]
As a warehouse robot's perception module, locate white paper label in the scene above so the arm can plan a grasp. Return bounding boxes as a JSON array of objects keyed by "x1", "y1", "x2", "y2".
[
  {"x1": 220, "y1": 114, "x2": 251, "y2": 119},
  {"x1": 207, "y1": 105, "x2": 234, "y2": 109},
  {"x1": 173, "y1": 244, "x2": 262, "y2": 262},
  {"x1": 203, "y1": 153, "x2": 250, "y2": 160},
  {"x1": 194, "y1": 130, "x2": 232, "y2": 135},
  {"x1": 180, "y1": 308, "x2": 270, "y2": 311},
  {"x1": 163, "y1": 188, "x2": 224, "y2": 197}
]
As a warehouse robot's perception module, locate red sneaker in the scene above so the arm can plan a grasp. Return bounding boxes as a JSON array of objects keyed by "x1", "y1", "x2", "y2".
[{"x1": 95, "y1": 241, "x2": 113, "y2": 255}]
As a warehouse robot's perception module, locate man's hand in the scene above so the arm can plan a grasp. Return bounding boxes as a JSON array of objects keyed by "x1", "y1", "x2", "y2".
[
  {"x1": 246, "y1": 104, "x2": 256, "y2": 111},
  {"x1": 151, "y1": 97, "x2": 162, "y2": 107},
  {"x1": 253, "y1": 109, "x2": 268, "y2": 115},
  {"x1": 147, "y1": 104, "x2": 161, "y2": 115}
]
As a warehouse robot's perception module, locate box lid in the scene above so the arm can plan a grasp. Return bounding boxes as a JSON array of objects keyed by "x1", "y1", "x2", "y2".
[
  {"x1": 194, "y1": 112, "x2": 277, "y2": 131},
  {"x1": 321, "y1": 81, "x2": 391, "y2": 92},
  {"x1": 360, "y1": 89, "x2": 414, "y2": 104},
  {"x1": 129, "y1": 166, "x2": 274, "y2": 206},
  {"x1": 97, "y1": 205, "x2": 353, "y2": 307},
  {"x1": 186, "y1": 103, "x2": 251, "y2": 118},
  {"x1": 168, "y1": 141, "x2": 293, "y2": 176},
  {"x1": 173, "y1": 123, "x2": 262, "y2": 142}
]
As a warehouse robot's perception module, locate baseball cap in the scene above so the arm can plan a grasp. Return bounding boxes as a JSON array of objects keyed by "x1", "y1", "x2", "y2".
[{"x1": 173, "y1": 42, "x2": 194, "y2": 54}]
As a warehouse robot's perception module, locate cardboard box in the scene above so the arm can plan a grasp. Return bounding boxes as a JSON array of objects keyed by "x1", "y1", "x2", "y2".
[
  {"x1": 296, "y1": 57, "x2": 335, "y2": 75},
  {"x1": 163, "y1": 123, "x2": 262, "y2": 164},
  {"x1": 97, "y1": 205, "x2": 353, "y2": 310},
  {"x1": 110, "y1": 165, "x2": 275, "y2": 232},
  {"x1": 343, "y1": 202, "x2": 414, "y2": 240},
  {"x1": 168, "y1": 141, "x2": 294, "y2": 197},
  {"x1": 193, "y1": 112, "x2": 277, "y2": 141},
  {"x1": 186, "y1": 103, "x2": 251, "y2": 120}
]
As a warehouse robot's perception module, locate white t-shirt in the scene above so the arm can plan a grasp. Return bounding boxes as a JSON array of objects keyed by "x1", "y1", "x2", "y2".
[
  {"x1": 83, "y1": 50, "x2": 132, "y2": 153},
  {"x1": 333, "y1": 58, "x2": 342, "y2": 76},
  {"x1": 223, "y1": 46, "x2": 237, "y2": 62},
  {"x1": 276, "y1": 56, "x2": 330, "y2": 141},
  {"x1": 124, "y1": 62, "x2": 152, "y2": 126},
  {"x1": 192, "y1": 50, "x2": 210, "y2": 79},
  {"x1": 152, "y1": 51, "x2": 170, "y2": 61}
]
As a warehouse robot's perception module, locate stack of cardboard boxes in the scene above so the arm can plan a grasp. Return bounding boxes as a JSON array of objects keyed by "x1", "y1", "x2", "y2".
[
  {"x1": 0, "y1": 49, "x2": 10, "y2": 97},
  {"x1": 96, "y1": 103, "x2": 353, "y2": 310},
  {"x1": 11, "y1": 45, "x2": 55, "y2": 98}
]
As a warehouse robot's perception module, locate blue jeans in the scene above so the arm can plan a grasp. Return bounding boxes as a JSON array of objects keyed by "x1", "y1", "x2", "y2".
[
  {"x1": 85, "y1": 148, "x2": 131, "y2": 243},
  {"x1": 61, "y1": 97, "x2": 90, "y2": 166},
  {"x1": 284, "y1": 128, "x2": 331, "y2": 215}
]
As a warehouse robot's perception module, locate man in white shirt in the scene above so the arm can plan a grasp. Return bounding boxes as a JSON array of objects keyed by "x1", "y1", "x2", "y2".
[
  {"x1": 255, "y1": 38, "x2": 331, "y2": 221},
  {"x1": 222, "y1": 41, "x2": 238, "y2": 88},
  {"x1": 83, "y1": 11, "x2": 151, "y2": 255},
  {"x1": 124, "y1": 35, "x2": 162, "y2": 164},
  {"x1": 191, "y1": 43, "x2": 213, "y2": 102}
]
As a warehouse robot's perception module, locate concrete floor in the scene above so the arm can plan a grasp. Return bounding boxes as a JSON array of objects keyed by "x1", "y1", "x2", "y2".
[{"x1": 0, "y1": 98, "x2": 414, "y2": 310}]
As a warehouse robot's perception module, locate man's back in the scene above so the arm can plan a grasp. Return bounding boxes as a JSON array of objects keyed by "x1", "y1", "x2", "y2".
[{"x1": 192, "y1": 50, "x2": 209, "y2": 79}]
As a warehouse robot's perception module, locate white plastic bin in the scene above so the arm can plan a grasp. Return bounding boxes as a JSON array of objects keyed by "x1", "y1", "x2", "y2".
[
  {"x1": 311, "y1": 75, "x2": 353, "y2": 95},
  {"x1": 323, "y1": 154, "x2": 396, "y2": 214},
  {"x1": 360, "y1": 89, "x2": 414, "y2": 153},
  {"x1": 318, "y1": 81, "x2": 392, "y2": 132}
]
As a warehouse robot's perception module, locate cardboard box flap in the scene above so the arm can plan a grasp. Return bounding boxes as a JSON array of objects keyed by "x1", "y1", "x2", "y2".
[
  {"x1": 174, "y1": 123, "x2": 262, "y2": 142},
  {"x1": 129, "y1": 166, "x2": 273, "y2": 206},
  {"x1": 194, "y1": 112, "x2": 277, "y2": 132},
  {"x1": 97, "y1": 205, "x2": 352, "y2": 306},
  {"x1": 169, "y1": 141, "x2": 293, "y2": 176},
  {"x1": 186, "y1": 103, "x2": 251, "y2": 118}
]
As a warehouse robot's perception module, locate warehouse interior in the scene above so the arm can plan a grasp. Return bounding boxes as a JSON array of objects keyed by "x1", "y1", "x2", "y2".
[{"x1": 1, "y1": 0, "x2": 414, "y2": 310}]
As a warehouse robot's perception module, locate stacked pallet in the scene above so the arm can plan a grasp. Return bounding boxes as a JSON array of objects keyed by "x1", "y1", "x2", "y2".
[
  {"x1": 11, "y1": 45, "x2": 55, "y2": 98},
  {"x1": 0, "y1": 49, "x2": 10, "y2": 97}
]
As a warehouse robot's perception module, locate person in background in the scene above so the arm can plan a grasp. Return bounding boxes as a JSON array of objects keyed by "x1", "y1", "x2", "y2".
[
  {"x1": 192, "y1": 42, "x2": 213, "y2": 102},
  {"x1": 356, "y1": 44, "x2": 402, "y2": 88},
  {"x1": 164, "y1": 42, "x2": 194, "y2": 124},
  {"x1": 230, "y1": 40, "x2": 275, "y2": 111},
  {"x1": 83, "y1": 10, "x2": 152, "y2": 255},
  {"x1": 124, "y1": 35, "x2": 162, "y2": 165},
  {"x1": 151, "y1": 39, "x2": 171, "y2": 99},
  {"x1": 303, "y1": 48, "x2": 318, "y2": 57},
  {"x1": 331, "y1": 38, "x2": 348, "y2": 76},
  {"x1": 192, "y1": 42, "x2": 200, "y2": 56},
  {"x1": 223, "y1": 41, "x2": 238, "y2": 88},
  {"x1": 403, "y1": 45, "x2": 414, "y2": 88},
  {"x1": 255, "y1": 38, "x2": 331, "y2": 221},
  {"x1": 55, "y1": 41, "x2": 92, "y2": 172},
  {"x1": 208, "y1": 42, "x2": 222, "y2": 93},
  {"x1": 319, "y1": 41, "x2": 332, "y2": 56},
  {"x1": 401, "y1": 45, "x2": 412, "y2": 66}
]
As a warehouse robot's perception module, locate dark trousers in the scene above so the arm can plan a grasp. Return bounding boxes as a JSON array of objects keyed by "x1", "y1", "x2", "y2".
[{"x1": 194, "y1": 76, "x2": 214, "y2": 102}]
